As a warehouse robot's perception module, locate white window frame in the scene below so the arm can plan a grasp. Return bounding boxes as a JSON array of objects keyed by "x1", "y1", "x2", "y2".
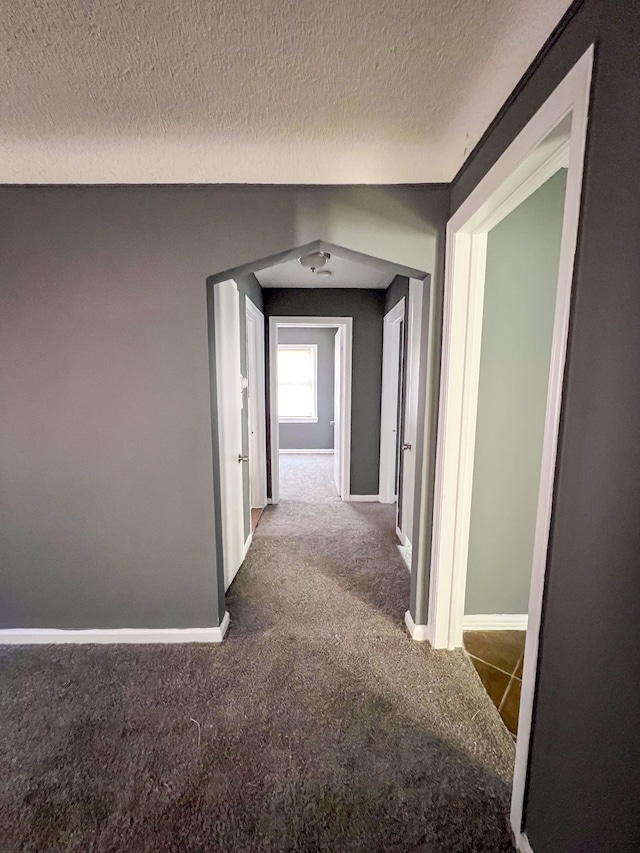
[{"x1": 277, "y1": 343, "x2": 319, "y2": 424}]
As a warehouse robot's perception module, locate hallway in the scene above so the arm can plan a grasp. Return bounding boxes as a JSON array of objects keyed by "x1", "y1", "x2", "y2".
[{"x1": 1, "y1": 455, "x2": 517, "y2": 852}]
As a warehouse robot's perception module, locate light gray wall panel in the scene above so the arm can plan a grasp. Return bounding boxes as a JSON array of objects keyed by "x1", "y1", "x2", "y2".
[
  {"x1": 278, "y1": 327, "x2": 335, "y2": 451},
  {"x1": 465, "y1": 170, "x2": 567, "y2": 615}
]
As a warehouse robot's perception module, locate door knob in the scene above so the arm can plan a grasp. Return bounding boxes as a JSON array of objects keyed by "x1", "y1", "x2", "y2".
[
  {"x1": 330, "y1": 420, "x2": 335, "y2": 426},
  {"x1": 402, "y1": 442, "x2": 412, "y2": 451},
  {"x1": 237, "y1": 454, "x2": 249, "y2": 463}
]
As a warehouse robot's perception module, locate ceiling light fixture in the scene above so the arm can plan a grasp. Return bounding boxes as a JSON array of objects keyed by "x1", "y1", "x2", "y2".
[{"x1": 298, "y1": 251, "x2": 331, "y2": 273}]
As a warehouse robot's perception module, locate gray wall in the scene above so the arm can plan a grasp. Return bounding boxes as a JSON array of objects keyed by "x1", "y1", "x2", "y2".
[
  {"x1": 0, "y1": 184, "x2": 448, "y2": 630},
  {"x1": 452, "y1": 1, "x2": 640, "y2": 848},
  {"x1": 465, "y1": 170, "x2": 567, "y2": 615},
  {"x1": 278, "y1": 327, "x2": 335, "y2": 450},
  {"x1": 385, "y1": 275, "x2": 409, "y2": 313},
  {"x1": 263, "y1": 288, "x2": 386, "y2": 496}
]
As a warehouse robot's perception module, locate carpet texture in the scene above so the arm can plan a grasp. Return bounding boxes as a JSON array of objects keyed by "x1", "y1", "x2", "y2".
[{"x1": 0, "y1": 454, "x2": 516, "y2": 852}]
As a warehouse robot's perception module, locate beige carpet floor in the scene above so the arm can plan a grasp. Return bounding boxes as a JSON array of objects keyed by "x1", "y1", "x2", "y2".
[{"x1": 0, "y1": 454, "x2": 516, "y2": 852}]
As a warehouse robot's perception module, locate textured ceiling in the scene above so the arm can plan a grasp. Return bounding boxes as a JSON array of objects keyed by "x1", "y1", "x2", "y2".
[
  {"x1": 255, "y1": 253, "x2": 397, "y2": 290},
  {"x1": 0, "y1": 0, "x2": 573, "y2": 184}
]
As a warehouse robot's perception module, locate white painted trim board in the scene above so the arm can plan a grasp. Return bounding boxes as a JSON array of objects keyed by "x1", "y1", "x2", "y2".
[
  {"x1": 0, "y1": 612, "x2": 231, "y2": 644},
  {"x1": 404, "y1": 609, "x2": 430, "y2": 642},
  {"x1": 516, "y1": 833, "x2": 535, "y2": 853},
  {"x1": 396, "y1": 525, "x2": 408, "y2": 546},
  {"x1": 279, "y1": 449, "x2": 334, "y2": 454},
  {"x1": 348, "y1": 494, "x2": 379, "y2": 502},
  {"x1": 379, "y1": 298, "x2": 405, "y2": 504},
  {"x1": 245, "y1": 296, "x2": 268, "y2": 510},
  {"x1": 214, "y1": 280, "x2": 246, "y2": 592},
  {"x1": 399, "y1": 279, "x2": 425, "y2": 548},
  {"x1": 462, "y1": 614, "x2": 528, "y2": 631},
  {"x1": 243, "y1": 530, "x2": 254, "y2": 559}
]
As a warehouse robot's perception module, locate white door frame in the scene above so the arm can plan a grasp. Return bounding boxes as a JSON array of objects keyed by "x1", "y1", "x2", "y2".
[
  {"x1": 213, "y1": 279, "x2": 247, "y2": 591},
  {"x1": 399, "y1": 278, "x2": 424, "y2": 547},
  {"x1": 424, "y1": 46, "x2": 593, "y2": 849},
  {"x1": 245, "y1": 297, "x2": 268, "y2": 510},
  {"x1": 379, "y1": 298, "x2": 405, "y2": 505},
  {"x1": 269, "y1": 316, "x2": 352, "y2": 503}
]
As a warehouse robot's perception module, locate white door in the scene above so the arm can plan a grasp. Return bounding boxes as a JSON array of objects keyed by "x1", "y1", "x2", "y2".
[
  {"x1": 333, "y1": 327, "x2": 343, "y2": 494},
  {"x1": 398, "y1": 279, "x2": 424, "y2": 546},
  {"x1": 246, "y1": 313, "x2": 258, "y2": 508},
  {"x1": 379, "y1": 299, "x2": 405, "y2": 506},
  {"x1": 246, "y1": 298, "x2": 267, "y2": 510},
  {"x1": 214, "y1": 279, "x2": 246, "y2": 590}
]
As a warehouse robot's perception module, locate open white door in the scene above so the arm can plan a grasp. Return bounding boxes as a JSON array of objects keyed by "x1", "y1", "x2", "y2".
[
  {"x1": 398, "y1": 279, "x2": 424, "y2": 546},
  {"x1": 379, "y1": 299, "x2": 405, "y2": 506},
  {"x1": 333, "y1": 327, "x2": 343, "y2": 494},
  {"x1": 214, "y1": 279, "x2": 246, "y2": 590},
  {"x1": 246, "y1": 298, "x2": 267, "y2": 510}
]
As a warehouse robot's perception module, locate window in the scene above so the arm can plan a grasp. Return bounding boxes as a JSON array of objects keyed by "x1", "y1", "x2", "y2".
[{"x1": 277, "y1": 344, "x2": 318, "y2": 422}]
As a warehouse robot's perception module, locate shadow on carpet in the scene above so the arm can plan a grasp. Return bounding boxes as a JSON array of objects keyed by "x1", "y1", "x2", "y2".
[{"x1": 1, "y1": 640, "x2": 516, "y2": 853}]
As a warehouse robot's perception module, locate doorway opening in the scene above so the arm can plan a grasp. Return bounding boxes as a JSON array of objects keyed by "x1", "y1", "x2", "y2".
[
  {"x1": 207, "y1": 240, "x2": 431, "y2": 635},
  {"x1": 462, "y1": 166, "x2": 568, "y2": 741},
  {"x1": 275, "y1": 325, "x2": 339, "y2": 502},
  {"x1": 423, "y1": 46, "x2": 593, "y2": 847},
  {"x1": 269, "y1": 317, "x2": 352, "y2": 504}
]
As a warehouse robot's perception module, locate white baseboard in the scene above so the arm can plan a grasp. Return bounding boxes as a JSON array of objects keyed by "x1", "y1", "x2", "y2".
[
  {"x1": 462, "y1": 614, "x2": 528, "y2": 631},
  {"x1": 0, "y1": 612, "x2": 231, "y2": 645},
  {"x1": 349, "y1": 494, "x2": 379, "y2": 502},
  {"x1": 404, "y1": 609, "x2": 431, "y2": 642},
  {"x1": 396, "y1": 525, "x2": 409, "y2": 545},
  {"x1": 243, "y1": 531, "x2": 253, "y2": 558},
  {"x1": 396, "y1": 544, "x2": 412, "y2": 573},
  {"x1": 514, "y1": 832, "x2": 534, "y2": 853},
  {"x1": 279, "y1": 449, "x2": 334, "y2": 454}
]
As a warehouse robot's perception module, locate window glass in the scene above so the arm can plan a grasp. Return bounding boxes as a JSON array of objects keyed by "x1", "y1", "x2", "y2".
[{"x1": 277, "y1": 345, "x2": 317, "y2": 421}]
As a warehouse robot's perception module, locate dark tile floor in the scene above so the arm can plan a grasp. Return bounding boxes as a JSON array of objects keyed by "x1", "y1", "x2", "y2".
[
  {"x1": 251, "y1": 506, "x2": 264, "y2": 531},
  {"x1": 463, "y1": 630, "x2": 525, "y2": 739}
]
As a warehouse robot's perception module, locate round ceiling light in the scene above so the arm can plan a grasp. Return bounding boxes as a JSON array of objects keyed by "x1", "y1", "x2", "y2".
[{"x1": 298, "y1": 251, "x2": 331, "y2": 272}]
